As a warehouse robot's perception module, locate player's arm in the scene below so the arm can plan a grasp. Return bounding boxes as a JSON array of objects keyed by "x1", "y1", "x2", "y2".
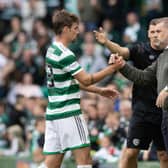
[
  {"x1": 74, "y1": 58, "x2": 123, "y2": 86},
  {"x1": 79, "y1": 84, "x2": 119, "y2": 99},
  {"x1": 62, "y1": 54, "x2": 123, "y2": 86},
  {"x1": 94, "y1": 27, "x2": 130, "y2": 59}
]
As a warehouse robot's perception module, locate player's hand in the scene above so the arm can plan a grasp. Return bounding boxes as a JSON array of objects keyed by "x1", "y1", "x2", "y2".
[
  {"x1": 108, "y1": 53, "x2": 119, "y2": 64},
  {"x1": 93, "y1": 27, "x2": 107, "y2": 44},
  {"x1": 108, "y1": 54, "x2": 125, "y2": 71},
  {"x1": 156, "y1": 89, "x2": 168, "y2": 108},
  {"x1": 99, "y1": 87, "x2": 119, "y2": 99}
]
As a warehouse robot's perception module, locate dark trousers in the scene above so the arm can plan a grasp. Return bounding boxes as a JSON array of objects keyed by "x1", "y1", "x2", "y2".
[{"x1": 162, "y1": 110, "x2": 168, "y2": 153}]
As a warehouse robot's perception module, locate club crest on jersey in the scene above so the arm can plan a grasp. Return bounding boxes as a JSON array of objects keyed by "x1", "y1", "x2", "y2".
[{"x1": 133, "y1": 138, "x2": 140, "y2": 146}]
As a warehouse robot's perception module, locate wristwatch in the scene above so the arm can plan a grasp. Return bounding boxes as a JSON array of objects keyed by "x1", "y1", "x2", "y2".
[{"x1": 164, "y1": 85, "x2": 168, "y2": 92}]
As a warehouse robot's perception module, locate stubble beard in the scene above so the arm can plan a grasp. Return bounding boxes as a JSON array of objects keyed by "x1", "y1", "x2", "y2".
[{"x1": 152, "y1": 39, "x2": 162, "y2": 50}]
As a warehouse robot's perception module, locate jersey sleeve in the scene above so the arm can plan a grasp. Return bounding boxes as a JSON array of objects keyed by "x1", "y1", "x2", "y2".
[{"x1": 59, "y1": 54, "x2": 83, "y2": 76}]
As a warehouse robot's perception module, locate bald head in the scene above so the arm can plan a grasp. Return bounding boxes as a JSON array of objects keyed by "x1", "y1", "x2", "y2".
[{"x1": 161, "y1": 17, "x2": 168, "y2": 27}]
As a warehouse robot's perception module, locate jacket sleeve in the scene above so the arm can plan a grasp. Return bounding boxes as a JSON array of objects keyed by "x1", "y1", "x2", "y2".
[{"x1": 120, "y1": 61, "x2": 157, "y2": 86}]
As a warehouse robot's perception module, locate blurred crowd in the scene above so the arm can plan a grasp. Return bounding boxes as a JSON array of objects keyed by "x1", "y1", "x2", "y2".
[{"x1": 0, "y1": 0, "x2": 167, "y2": 167}]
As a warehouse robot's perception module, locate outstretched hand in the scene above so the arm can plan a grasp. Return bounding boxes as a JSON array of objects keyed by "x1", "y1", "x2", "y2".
[
  {"x1": 93, "y1": 27, "x2": 107, "y2": 44},
  {"x1": 99, "y1": 87, "x2": 119, "y2": 99},
  {"x1": 156, "y1": 89, "x2": 168, "y2": 108},
  {"x1": 108, "y1": 54, "x2": 125, "y2": 70}
]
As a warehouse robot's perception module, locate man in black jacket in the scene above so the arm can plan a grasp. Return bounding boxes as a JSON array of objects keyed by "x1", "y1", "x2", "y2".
[
  {"x1": 118, "y1": 19, "x2": 168, "y2": 154},
  {"x1": 94, "y1": 18, "x2": 168, "y2": 168}
]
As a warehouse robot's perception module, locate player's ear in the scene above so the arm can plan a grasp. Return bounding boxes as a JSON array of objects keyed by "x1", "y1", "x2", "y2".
[{"x1": 63, "y1": 26, "x2": 69, "y2": 34}]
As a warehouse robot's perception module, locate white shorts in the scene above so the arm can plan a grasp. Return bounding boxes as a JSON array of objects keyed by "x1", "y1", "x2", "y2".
[{"x1": 43, "y1": 114, "x2": 90, "y2": 155}]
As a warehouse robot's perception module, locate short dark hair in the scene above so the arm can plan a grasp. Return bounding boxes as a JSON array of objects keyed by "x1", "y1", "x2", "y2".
[
  {"x1": 52, "y1": 10, "x2": 79, "y2": 35},
  {"x1": 149, "y1": 17, "x2": 168, "y2": 26},
  {"x1": 149, "y1": 18, "x2": 160, "y2": 25}
]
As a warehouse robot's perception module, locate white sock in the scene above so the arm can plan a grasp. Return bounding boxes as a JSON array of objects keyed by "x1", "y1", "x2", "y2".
[{"x1": 77, "y1": 165, "x2": 92, "y2": 168}]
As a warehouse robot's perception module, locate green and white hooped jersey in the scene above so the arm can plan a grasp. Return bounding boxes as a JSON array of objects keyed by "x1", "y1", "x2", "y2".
[{"x1": 45, "y1": 42, "x2": 83, "y2": 120}]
